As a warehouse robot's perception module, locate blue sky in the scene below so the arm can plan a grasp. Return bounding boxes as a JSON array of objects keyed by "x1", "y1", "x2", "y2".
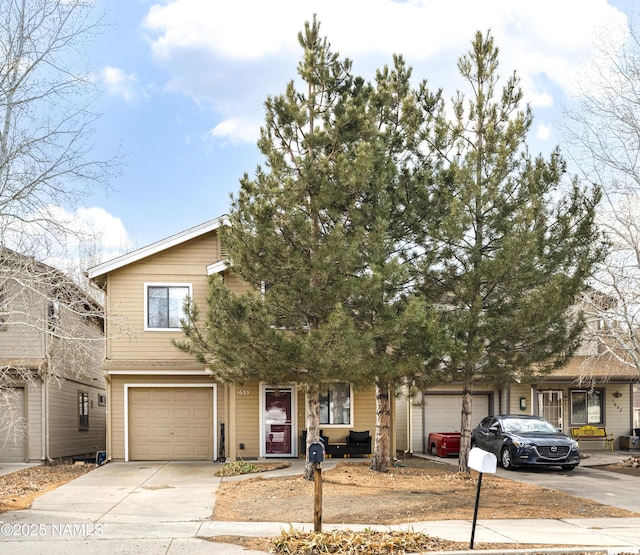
[{"x1": 78, "y1": 0, "x2": 633, "y2": 261}]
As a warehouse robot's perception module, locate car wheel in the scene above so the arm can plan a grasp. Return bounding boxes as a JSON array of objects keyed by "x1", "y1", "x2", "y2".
[
  {"x1": 561, "y1": 465, "x2": 577, "y2": 471},
  {"x1": 501, "y1": 447, "x2": 514, "y2": 470}
]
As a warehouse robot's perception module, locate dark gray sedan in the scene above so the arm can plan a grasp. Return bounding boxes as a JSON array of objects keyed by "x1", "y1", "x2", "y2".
[{"x1": 471, "y1": 415, "x2": 580, "y2": 471}]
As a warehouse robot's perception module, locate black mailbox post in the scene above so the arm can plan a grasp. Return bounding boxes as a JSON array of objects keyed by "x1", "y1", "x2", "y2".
[
  {"x1": 308, "y1": 441, "x2": 324, "y2": 532},
  {"x1": 309, "y1": 441, "x2": 324, "y2": 463}
]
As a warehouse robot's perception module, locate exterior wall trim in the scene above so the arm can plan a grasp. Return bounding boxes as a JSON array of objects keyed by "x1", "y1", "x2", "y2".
[{"x1": 123, "y1": 382, "x2": 217, "y2": 462}]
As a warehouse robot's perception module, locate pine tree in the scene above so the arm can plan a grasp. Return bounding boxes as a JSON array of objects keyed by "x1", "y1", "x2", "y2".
[
  {"x1": 175, "y1": 17, "x2": 436, "y2": 477},
  {"x1": 416, "y1": 32, "x2": 604, "y2": 473},
  {"x1": 350, "y1": 59, "x2": 446, "y2": 472}
]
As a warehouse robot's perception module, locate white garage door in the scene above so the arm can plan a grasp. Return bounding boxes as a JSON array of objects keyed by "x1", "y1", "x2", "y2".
[
  {"x1": 423, "y1": 394, "x2": 490, "y2": 452},
  {"x1": 129, "y1": 387, "x2": 214, "y2": 461},
  {"x1": 0, "y1": 388, "x2": 25, "y2": 463}
]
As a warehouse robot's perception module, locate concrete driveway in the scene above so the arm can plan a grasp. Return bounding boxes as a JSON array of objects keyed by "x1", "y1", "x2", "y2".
[
  {"x1": 0, "y1": 460, "x2": 267, "y2": 554},
  {"x1": 426, "y1": 449, "x2": 640, "y2": 513},
  {"x1": 1, "y1": 455, "x2": 640, "y2": 553},
  {"x1": 494, "y1": 452, "x2": 640, "y2": 514}
]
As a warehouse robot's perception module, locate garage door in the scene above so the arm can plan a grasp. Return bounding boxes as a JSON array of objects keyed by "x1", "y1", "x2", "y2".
[
  {"x1": 0, "y1": 388, "x2": 25, "y2": 462},
  {"x1": 423, "y1": 394, "x2": 490, "y2": 451},
  {"x1": 129, "y1": 387, "x2": 214, "y2": 461}
]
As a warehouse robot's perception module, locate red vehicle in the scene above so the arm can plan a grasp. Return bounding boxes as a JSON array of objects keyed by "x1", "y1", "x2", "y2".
[{"x1": 427, "y1": 431, "x2": 461, "y2": 457}]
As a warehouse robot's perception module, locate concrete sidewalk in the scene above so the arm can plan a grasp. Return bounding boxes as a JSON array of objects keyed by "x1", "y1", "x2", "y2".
[{"x1": 0, "y1": 456, "x2": 640, "y2": 554}]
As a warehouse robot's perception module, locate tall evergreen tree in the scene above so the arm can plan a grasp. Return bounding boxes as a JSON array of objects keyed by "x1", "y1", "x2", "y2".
[
  {"x1": 175, "y1": 17, "x2": 435, "y2": 477},
  {"x1": 415, "y1": 32, "x2": 604, "y2": 473},
  {"x1": 351, "y1": 59, "x2": 445, "y2": 472}
]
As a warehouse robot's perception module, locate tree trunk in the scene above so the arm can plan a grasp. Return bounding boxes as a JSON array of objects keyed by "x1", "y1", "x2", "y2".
[
  {"x1": 369, "y1": 385, "x2": 390, "y2": 472},
  {"x1": 458, "y1": 373, "x2": 474, "y2": 473},
  {"x1": 304, "y1": 382, "x2": 321, "y2": 481}
]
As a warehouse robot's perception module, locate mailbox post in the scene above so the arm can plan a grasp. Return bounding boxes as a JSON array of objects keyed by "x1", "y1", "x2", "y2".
[
  {"x1": 467, "y1": 447, "x2": 497, "y2": 549},
  {"x1": 309, "y1": 442, "x2": 325, "y2": 532}
]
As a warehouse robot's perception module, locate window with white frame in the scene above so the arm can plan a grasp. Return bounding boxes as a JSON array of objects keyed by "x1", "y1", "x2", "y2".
[
  {"x1": 145, "y1": 284, "x2": 190, "y2": 330},
  {"x1": 319, "y1": 383, "x2": 351, "y2": 426},
  {"x1": 570, "y1": 389, "x2": 604, "y2": 425}
]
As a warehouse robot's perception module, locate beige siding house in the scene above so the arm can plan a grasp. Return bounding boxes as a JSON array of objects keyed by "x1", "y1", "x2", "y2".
[
  {"x1": 0, "y1": 253, "x2": 106, "y2": 463},
  {"x1": 88, "y1": 218, "x2": 380, "y2": 462},
  {"x1": 397, "y1": 294, "x2": 638, "y2": 455}
]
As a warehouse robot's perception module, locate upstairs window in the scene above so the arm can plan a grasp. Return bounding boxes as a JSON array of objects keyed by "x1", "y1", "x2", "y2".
[
  {"x1": 145, "y1": 284, "x2": 190, "y2": 330},
  {"x1": 0, "y1": 286, "x2": 7, "y2": 331},
  {"x1": 47, "y1": 300, "x2": 59, "y2": 332}
]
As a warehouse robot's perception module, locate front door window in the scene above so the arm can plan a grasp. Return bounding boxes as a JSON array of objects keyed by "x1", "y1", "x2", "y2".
[{"x1": 264, "y1": 388, "x2": 294, "y2": 456}]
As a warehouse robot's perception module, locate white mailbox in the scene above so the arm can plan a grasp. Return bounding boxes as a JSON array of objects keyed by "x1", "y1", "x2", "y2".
[{"x1": 468, "y1": 447, "x2": 497, "y2": 474}]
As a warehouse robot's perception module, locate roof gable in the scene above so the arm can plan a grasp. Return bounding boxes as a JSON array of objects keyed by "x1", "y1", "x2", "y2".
[{"x1": 87, "y1": 216, "x2": 227, "y2": 282}]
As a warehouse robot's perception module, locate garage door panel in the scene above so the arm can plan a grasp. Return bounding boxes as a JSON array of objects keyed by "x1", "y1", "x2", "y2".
[
  {"x1": 422, "y1": 394, "x2": 490, "y2": 453},
  {"x1": 193, "y1": 427, "x2": 210, "y2": 438},
  {"x1": 193, "y1": 390, "x2": 210, "y2": 401},
  {"x1": 153, "y1": 408, "x2": 170, "y2": 419},
  {"x1": 129, "y1": 387, "x2": 214, "y2": 461},
  {"x1": 153, "y1": 391, "x2": 171, "y2": 402},
  {"x1": 193, "y1": 408, "x2": 210, "y2": 419},
  {"x1": 174, "y1": 408, "x2": 190, "y2": 419}
]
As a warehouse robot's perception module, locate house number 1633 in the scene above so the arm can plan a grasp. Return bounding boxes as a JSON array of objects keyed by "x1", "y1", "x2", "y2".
[{"x1": 236, "y1": 390, "x2": 250, "y2": 396}]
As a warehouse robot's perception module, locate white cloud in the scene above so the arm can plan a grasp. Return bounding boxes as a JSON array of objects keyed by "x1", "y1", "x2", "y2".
[
  {"x1": 207, "y1": 117, "x2": 261, "y2": 144},
  {"x1": 142, "y1": 0, "x2": 626, "y2": 75},
  {"x1": 102, "y1": 66, "x2": 142, "y2": 102},
  {"x1": 72, "y1": 207, "x2": 133, "y2": 254},
  {"x1": 2, "y1": 206, "x2": 134, "y2": 281},
  {"x1": 536, "y1": 122, "x2": 552, "y2": 141},
  {"x1": 140, "y1": 0, "x2": 628, "y2": 146},
  {"x1": 38, "y1": 206, "x2": 133, "y2": 263}
]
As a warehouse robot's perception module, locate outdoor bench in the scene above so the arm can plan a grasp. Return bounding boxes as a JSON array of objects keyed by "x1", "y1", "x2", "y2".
[{"x1": 571, "y1": 425, "x2": 614, "y2": 451}]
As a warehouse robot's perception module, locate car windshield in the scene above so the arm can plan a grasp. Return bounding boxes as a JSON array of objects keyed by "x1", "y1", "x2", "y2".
[{"x1": 502, "y1": 418, "x2": 557, "y2": 434}]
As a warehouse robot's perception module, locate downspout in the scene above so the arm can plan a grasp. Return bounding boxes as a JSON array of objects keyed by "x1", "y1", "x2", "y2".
[
  {"x1": 105, "y1": 370, "x2": 112, "y2": 462},
  {"x1": 38, "y1": 366, "x2": 46, "y2": 462},
  {"x1": 40, "y1": 292, "x2": 53, "y2": 464},
  {"x1": 44, "y1": 365, "x2": 51, "y2": 463},
  {"x1": 404, "y1": 391, "x2": 413, "y2": 456},
  {"x1": 40, "y1": 354, "x2": 53, "y2": 464}
]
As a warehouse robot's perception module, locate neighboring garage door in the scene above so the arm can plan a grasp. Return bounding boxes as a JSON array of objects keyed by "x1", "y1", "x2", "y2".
[
  {"x1": 129, "y1": 387, "x2": 214, "y2": 461},
  {"x1": 0, "y1": 388, "x2": 25, "y2": 462},
  {"x1": 422, "y1": 393, "x2": 490, "y2": 452}
]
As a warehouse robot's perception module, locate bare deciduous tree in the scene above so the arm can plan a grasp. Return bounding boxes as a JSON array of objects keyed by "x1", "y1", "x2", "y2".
[
  {"x1": 560, "y1": 14, "x2": 640, "y2": 376},
  {"x1": 0, "y1": 0, "x2": 116, "y2": 456}
]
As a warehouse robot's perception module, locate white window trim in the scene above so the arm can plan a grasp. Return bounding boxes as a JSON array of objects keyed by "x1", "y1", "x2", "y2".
[{"x1": 144, "y1": 282, "x2": 192, "y2": 331}]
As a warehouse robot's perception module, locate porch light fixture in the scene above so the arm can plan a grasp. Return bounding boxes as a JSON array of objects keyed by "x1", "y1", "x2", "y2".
[{"x1": 613, "y1": 390, "x2": 622, "y2": 399}]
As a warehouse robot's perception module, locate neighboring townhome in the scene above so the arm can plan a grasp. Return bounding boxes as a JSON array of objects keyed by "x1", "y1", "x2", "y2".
[
  {"x1": 396, "y1": 289, "x2": 638, "y2": 454},
  {"x1": 0, "y1": 249, "x2": 106, "y2": 463},
  {"x1": 87, "y1": 217, "x2": 380, "y2": 462}
]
